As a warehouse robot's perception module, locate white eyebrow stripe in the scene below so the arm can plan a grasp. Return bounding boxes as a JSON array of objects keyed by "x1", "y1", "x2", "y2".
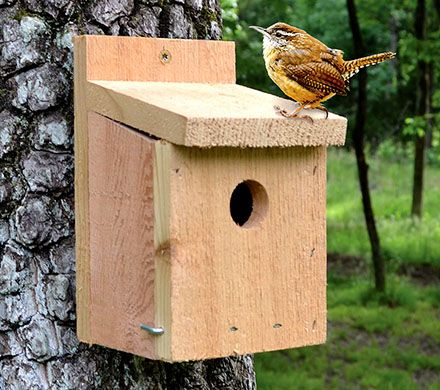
[{"x1": 276, "y1": 30, "x2": 299, "y2": 37}]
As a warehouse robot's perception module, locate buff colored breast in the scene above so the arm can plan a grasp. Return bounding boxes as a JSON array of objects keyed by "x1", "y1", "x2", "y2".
[{"x1": 263, "y1": 46, "x2": 318, "y2": 104}]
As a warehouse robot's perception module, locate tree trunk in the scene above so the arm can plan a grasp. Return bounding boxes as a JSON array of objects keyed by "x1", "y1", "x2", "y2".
[
  {"x1": 434, "y1": 0, "x2": 440, "y2": 21},
  {"x1": 0, "y1": 2, "x2": 256, "y2": 389},
  {"x1": 411, "y1": 0, "x2": 429, "y2": 219},
  {"x1": 346, "y1": 0, "x2": 386, "y2": 292}
]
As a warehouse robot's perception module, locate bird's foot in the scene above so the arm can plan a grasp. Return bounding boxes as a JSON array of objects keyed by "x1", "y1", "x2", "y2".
[
  {"x1": 274, "y1": 106, "x2": 314, "y2": 123},
  {"x1": 314, "y1": 105, "x2": 329, "y2": 119},
  {"x1": 294, "y1": 114, "x2": 314, "y2": 124}
]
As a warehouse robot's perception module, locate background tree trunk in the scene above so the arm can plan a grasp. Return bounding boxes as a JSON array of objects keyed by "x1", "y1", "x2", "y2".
[
  {"x1": 411, "y1": 0, "x2": 429, "y2": 219},
  {"x1": 346, "y1": 0, "x2": 386, "y2": 292},
  {"x1": 0, "y1": 1, "x2": 256, "y2": 388}
]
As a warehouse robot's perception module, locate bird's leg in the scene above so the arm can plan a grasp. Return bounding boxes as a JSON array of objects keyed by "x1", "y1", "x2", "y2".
[
  {"x1": 273, "y1": 104, "x2": 314, "y2": 123},
  {"x1": 273, "y1": 103, "x2": 305, "y2": 117},
  {"x1": 305, "y1": 100, "x2": 329, "y2": 119}
]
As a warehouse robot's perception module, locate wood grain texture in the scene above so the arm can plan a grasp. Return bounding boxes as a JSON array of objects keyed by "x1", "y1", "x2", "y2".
[
  {"x1": 76, "y1": 35, "x2": 236, "y2": 83},
  {"x1": 87, "y1": 80, "x2": 347, "y2": 147},
  {"x1": 88, "y1": 113, "x2": 156, "y2": 358},
  {"x1": 165, "y1": 145, "x2": 327, "y2": 361},
  {"x1": 153, "y1": 142, "x2": 173, "y2": 360},
  {"x1": 75, "y1": 36, "x2": 338, "y2": 361},
  {"x1": 74, "y1": 35, "x2": 237, "y2": 347},
  {"x1": 74, "y1": 34, "x2": 91, "y2": 341},
  {"x1": 79, "y1": 113, "x2": 328, "y2": 361}
]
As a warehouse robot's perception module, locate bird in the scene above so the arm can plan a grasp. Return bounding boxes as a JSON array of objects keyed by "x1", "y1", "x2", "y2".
[{"x1": 250, "y1": 22, "x2": 396, "y2": 120}]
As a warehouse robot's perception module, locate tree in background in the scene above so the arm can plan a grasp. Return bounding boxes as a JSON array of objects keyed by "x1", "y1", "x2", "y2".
[
  {"x1": 0, "y1": 1, "x2": 255, "y2": 388},
  {"x1": 346, "y1": 0, "x2": 385, "y2": 292},
  {"x1": 411, "y1": 0, "x2": 433, "y2": 218},
  {"x1": 398, "y1": 0, "x2": 440, "y2": 218},
  {"x1": 410, "y1": 0, "x2": 429, "y2": 218},
  {"x1": 223, "y1": 0, "x2": 391, "y2": 291}
]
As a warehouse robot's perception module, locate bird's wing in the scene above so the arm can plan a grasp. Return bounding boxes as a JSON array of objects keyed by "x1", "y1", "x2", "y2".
[
  {"x1": 283, "y1": 61, "x2": 348, "y2": 96},
  {"x1": 320, "y1": 49, "x2": 345, "y2": 69}
]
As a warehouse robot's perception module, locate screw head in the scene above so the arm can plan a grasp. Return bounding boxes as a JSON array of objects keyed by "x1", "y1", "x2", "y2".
[{"x1": 160, "y1": 49, "x2": 172, "y2": 64}]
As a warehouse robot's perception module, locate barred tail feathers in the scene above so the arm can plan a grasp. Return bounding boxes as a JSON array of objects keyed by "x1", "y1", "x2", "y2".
[{"x1": 342, "y1": 51, "x2": 395, "y2": 79}]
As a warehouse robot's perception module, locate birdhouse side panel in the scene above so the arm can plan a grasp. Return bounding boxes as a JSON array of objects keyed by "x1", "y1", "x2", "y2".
[{"x1": 87, "y1": 113, "x2": 157, "y2": 359}]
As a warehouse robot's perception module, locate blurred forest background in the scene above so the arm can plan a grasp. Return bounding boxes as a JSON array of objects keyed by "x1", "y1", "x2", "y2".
[{"x1": 220, "y1": 0, "x2": 440, "y2": 388}]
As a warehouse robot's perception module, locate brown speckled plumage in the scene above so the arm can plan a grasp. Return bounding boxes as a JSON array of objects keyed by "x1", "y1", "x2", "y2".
[{"x1": 251, "y1": 22, "x2": 396, "y2": 119}]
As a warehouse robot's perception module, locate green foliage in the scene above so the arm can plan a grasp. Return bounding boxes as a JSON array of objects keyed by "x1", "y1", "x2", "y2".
[
  {"x1": 404, "y1": 116, "x2": 428, "y2": 138},
  {"x1": 221, "y1": 0, "x2": 393, "y2": 143},
  {"x1": 376, "y1": 139, "x2": 413, "y2": 161},
  {"x1": 220, "y1": 0, "x2": 440, "y2": 151},
  {"x1": 221, "y1": 0, "x2": 240, "y2": 38}
]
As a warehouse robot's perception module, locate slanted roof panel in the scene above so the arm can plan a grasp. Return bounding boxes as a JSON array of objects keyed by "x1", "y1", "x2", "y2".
[{"x1": 87, "y1": 81, "x2": 347, "y2": 147}]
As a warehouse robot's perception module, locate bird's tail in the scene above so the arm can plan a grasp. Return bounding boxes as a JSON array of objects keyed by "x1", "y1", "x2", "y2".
[{"x1": 343, "y1": 52, "x2": 396, "y2": 79}]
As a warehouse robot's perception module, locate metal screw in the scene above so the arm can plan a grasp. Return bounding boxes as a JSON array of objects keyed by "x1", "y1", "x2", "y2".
[{"x1": 140, "y1": 323, "x2": 164, "y2": 335}]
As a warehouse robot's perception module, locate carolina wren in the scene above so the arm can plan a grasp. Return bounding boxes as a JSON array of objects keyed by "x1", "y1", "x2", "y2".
[{"x1": 250, "y1": 22, "x2": 396, "y2": 119}]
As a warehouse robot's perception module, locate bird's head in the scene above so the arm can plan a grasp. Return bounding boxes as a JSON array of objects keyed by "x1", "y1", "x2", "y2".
[{"x1": 250, "y1": 22, "x2": 303, "y2": 51}]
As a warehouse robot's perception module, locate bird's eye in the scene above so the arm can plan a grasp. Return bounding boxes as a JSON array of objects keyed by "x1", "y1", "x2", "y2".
[{"x1": 275, "y1": 32, "x2": 282, "y2": 38}]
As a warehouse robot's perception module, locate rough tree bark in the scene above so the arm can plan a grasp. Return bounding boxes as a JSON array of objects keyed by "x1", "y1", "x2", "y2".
[
  {"x1": 411, "y1": 0, "x2": 430, "y2": 219},
  {"x1": 346, "y1": 0, "x2": 386, "y2": 292},
  {"x1": 0, "y1": 1, "x2": 256, "y2": 388}
]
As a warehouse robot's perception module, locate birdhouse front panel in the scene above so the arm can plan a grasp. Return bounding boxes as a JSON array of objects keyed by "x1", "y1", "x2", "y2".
[{"x1": 162, "y1": 144, "x2": 327, "y2": 361}]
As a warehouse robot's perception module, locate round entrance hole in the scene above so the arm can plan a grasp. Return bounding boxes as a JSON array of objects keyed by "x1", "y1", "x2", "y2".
[{"x1": 229, "y1": 180, "x2": 268, "y2": 228}]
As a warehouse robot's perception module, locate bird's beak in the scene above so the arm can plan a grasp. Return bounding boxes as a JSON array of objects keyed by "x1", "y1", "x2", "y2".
[{"x1": 249, "y1": 25, "x2": 269, "y2": 37}]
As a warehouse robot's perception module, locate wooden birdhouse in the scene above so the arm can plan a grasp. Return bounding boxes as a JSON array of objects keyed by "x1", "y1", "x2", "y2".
[{"x1": 74, "y1": 36, "x2": 347, "y2": 362}]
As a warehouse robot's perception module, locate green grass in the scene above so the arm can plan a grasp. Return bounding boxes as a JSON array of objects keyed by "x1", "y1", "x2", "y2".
[
  {"x1": 327, "y1": 150, "x2": 440, "y2": 266},
  {"x1": 256, "y1": 275, "x2": 440, "y2": 389},
  {"x1": 255, "y1": 150, "x2": 440, "y2": 389}
]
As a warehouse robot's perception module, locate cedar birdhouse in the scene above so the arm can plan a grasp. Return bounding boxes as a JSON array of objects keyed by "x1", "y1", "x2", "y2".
[{"x1": 74, "y1": 36, "x2": 347, "y2": 362}]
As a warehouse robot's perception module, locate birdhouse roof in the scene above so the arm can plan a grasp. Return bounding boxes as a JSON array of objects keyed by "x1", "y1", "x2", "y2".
[
  {"x1": 76, "y1": 35, "x2": 346, "y2": 148},
  {"x1": 87, "y1": 80, "x2": 346, "y2": 147}
]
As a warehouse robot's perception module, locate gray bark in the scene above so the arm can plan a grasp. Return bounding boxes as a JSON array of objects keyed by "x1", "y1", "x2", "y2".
[{"x1": 0, "y1": 1, "x2": 256, "y2": 388}]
